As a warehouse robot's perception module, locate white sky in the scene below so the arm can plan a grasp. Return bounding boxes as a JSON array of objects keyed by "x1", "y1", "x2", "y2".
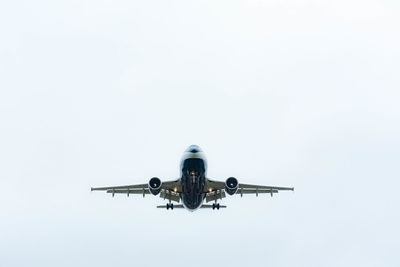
[{"x1": 0, "y1": 0, "x2": 399, "y2": 266}]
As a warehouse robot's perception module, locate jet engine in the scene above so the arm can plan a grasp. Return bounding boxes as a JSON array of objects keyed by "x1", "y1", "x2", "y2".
[
  {"x1": 225, "y1": 177, "x2": 239, "y2": 195},
  {"x1": 148, "y1": 177, "x2": 162, "y2": 195}
]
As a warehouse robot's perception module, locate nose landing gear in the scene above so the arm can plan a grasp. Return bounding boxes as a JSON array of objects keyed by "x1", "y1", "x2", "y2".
[{"x1": 166, "y1": 203, "x2": 174, "y2": 210}]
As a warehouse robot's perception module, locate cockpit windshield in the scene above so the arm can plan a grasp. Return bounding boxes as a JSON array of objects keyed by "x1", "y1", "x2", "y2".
[{"x1": 186, "y1": 145, "x2": 202, "y2": 153}]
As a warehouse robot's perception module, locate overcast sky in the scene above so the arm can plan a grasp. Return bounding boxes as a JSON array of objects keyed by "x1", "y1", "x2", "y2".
[{"x1": 0, "y1": 0, "x2": 399, "y2": 266}]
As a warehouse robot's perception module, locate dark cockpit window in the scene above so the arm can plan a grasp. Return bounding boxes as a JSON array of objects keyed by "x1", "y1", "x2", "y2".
[{"x1": 187, "y1": 145, "x2": 202, "y2": 153}]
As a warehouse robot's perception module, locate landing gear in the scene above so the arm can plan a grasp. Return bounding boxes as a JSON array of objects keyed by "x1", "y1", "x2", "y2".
[
  {"x1": 166, "y1": 203, "x2": 174, "y2": 210},
  {"x1": 212, "y1": 203, "x2": 220, "y2": 210}
]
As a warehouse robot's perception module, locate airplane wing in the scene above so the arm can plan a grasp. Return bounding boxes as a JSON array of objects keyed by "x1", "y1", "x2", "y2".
[
  {"x1": 91, "y1": 179, "x2": 182, "y2": 203},
  {"x1": 235, "y1": 183, "x2": 294, "y2": 196},
  {"x1": 205, "y1": 179, "x2": 293, "y2": 202}
]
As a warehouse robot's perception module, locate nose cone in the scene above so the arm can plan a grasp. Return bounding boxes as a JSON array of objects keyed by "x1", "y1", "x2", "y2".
[{"x1": 186, "y1": 145, "x2": 202, "y2": 153}]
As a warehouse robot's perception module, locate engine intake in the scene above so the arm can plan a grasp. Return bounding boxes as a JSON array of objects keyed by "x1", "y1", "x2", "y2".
[
  {"x1": 148, "y1": 177, "x2": 162, "y2": 195},
  {"x1": 225, "y1": 177, "x2": 239, "y2": 195}
]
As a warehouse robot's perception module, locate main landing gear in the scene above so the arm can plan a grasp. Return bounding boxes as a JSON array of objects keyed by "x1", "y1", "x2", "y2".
[{"x1": 212, "y1": 203, "x2": 220, "y2": 210}]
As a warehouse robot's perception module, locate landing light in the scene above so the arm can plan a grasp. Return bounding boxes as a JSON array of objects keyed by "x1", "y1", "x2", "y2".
[
  {"x1": 209, "y1": 188, "x2": 212, "y2": 192},
  {"x1": 174, "y1": 187, "x2": 177, "y2": 192}
]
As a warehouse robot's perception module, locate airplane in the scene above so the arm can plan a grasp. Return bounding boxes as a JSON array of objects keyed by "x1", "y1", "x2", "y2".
[{"x1": 91, "y1": 145, "x2": 294, "y2": 211}]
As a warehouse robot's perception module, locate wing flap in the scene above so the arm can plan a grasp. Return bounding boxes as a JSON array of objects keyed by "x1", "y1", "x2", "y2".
[{"x1": 106, "y1": 189, "x2": 150, "y2": 196}]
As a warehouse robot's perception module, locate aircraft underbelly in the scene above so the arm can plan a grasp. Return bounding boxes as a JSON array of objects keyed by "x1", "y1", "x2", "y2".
[{"x1": 181, "y1": 158, "x2": 206, "y2": 210}]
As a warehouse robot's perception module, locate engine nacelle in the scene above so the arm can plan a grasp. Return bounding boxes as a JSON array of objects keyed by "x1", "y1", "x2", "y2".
[
  {"x1": 225, "y1": 177, "x2": 239, "y2": 195},
  {"x1": 148, "y1": 177, "x2": 162, "y2": 195}
]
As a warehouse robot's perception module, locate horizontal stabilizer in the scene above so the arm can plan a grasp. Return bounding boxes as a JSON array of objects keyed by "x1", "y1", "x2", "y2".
[
  {"x1": 201, "y1": 204, "x2": 227, "y2": 209},
  {"x1": 157, "y1": 205, "x2": 184, "y2": 209}
]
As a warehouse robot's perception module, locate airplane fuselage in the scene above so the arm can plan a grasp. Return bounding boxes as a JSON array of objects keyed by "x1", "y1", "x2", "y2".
[{"x1": 180, "y1": 145, "x2": 207, "y2": 211}]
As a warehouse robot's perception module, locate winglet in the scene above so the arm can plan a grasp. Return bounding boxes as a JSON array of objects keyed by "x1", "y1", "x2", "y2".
[
  {"x1": 292, "y1": 187, "x2": 295, "y2": 191},
  {"x1": 90, "y1": 187, "x2": 93, "y2": 191}
]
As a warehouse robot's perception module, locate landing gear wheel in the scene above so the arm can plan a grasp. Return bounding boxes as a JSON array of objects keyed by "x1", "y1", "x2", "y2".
[
  {"x1": 166, "y1": 203, "x2": 174, "y2": 210},
  {"x1": 212, "y1": 203, "x2": 220, "y2": 210}
]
